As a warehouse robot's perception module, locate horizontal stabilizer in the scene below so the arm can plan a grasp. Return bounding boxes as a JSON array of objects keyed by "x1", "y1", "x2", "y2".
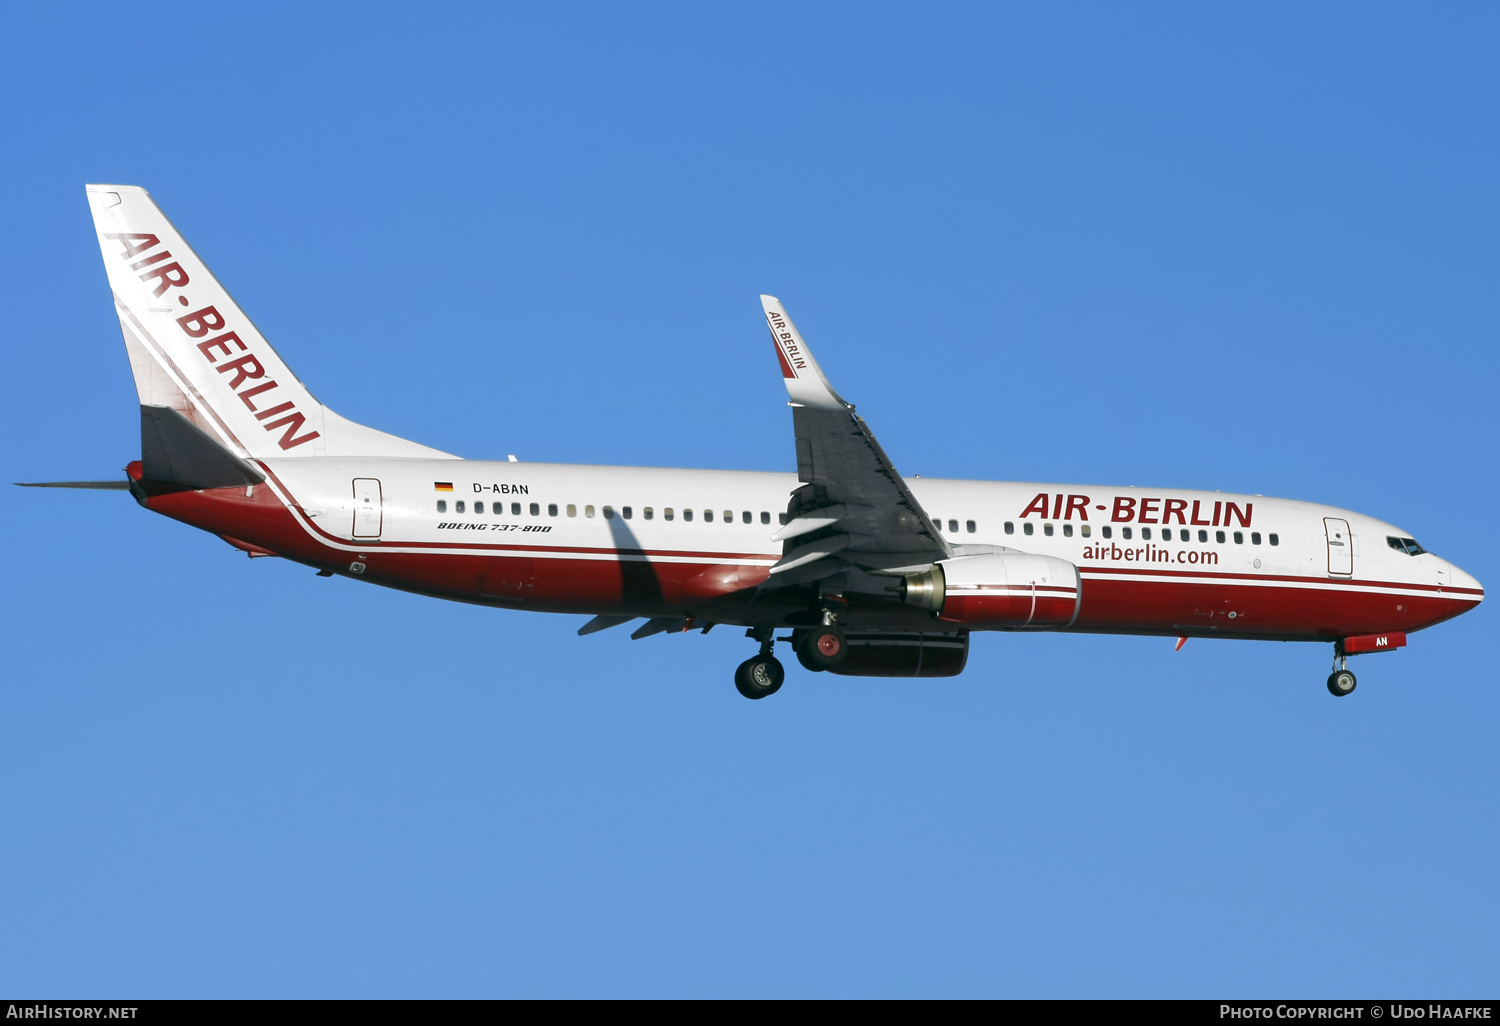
[
  {"x1": 15, "y1": 480, "x2": 129, "y2": 489},
  {"x1": 578, "y1": 614, "x2": 635, "y2": 636},
  {"x1": 630, "y1": 617, "x2": 689, "y2": 640},
  {"x1": 141, "y1": 404, "x2": 265, "y2": 489}
]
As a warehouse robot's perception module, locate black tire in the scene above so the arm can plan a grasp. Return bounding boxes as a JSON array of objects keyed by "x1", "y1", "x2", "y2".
[
  {"x1": 1327, "y1": 669, "x2": 1357, "y2": 697},
  {"x1": 735, "y1": 656, "x2": 785, "y2": 700},
  {"x1": 798, "y1": 626, "x2": 848, "y2": 671},
  {"x1": 795, "y1": 645, "x2": 825, "y2": 673}
]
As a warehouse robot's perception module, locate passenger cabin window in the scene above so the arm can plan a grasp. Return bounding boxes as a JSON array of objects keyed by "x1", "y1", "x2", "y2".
[
  {"x1": 723, "y1": 510, "x2": 732, "y2": 524},
  {"x1": 1101, "y1": 526, "x2": 1111, "y2": 539},
  {"x1": 603, "y1": 506, "x2": 615, "y2": 519},
  {"x1": 704, "y1": 509, "x2": 713, "y2": 523},
  {"x1": 1198, "y1": 529, "x2": 1207, "y2": 543},
  {"x1": 742, "y1": 511, "x2": 752, "y2": 524},
  {"x1": 456, "y1": 500, "x2": 466, "y2": 513},
  {"x1": 567, "y1": 504, "x2": 577, "y2": 517},
  {"x1": 966, "y1": 520, "x2": 976, "y2": 534},
  {"x1": 1024, "y1": 522, "x2": 1034, "y2": 536},
  {"x1": 760, "y1": 512, "x2": 770, "y2": 524},
  {"x1": 436, "y1": 500, "x2": 447, "y2": 513},
  {"x1": 1044, "y1": 523, "x2": 1054, "y2": 537},
  {"x1": 778, "y1": 513, "x2": 788, "y2": 526},
  {"x1": 644, "y1": 507, "x2": 654, "y2": 520},
  {"x1": 1005, "y1": 522, "x2": 1014, "y2": 534},
  {"x1": 1269, "y1": 533, "x2": 1279, "y2": 546},
  {"x1": 1062, "y1": 524, "x2": 1072, "y2": 538},
  {"x1": 623, "y1": 506, "x2": 633, "y2": 520},
  {"x1": 512, "y1": 502, "x2": 522, "y2": 515},
  {"x1": 474, "y1": 501, "x2": 485, "y2": 514},
  {"x1": 684, "y1": 509, "x2": 694, "y2": 522},
  {"x1": 548, "y1": 503, "x2": 558, "y2": 516},
  {"x1": 1234, "y1": 531, "x2": 1243, "y2": 544},
  {"x1": 585, "y1": 505, "x2": 595, "y2": 518},
  {"x1": 1081, "y1": 525, "x2": 1091, "y2": 538},
  {"x1": 530, "y1": 502, "x2": 540, "y2": 516},
  {"x1": 1251, "y1": 532, "x2": 1262, "y2": 545},
  {"x1": 664, "y1": 508, "x2": 674, "y2": 521},
  {"x1": 1216, "y1": 530, "x2": 1225, "y2": 543},
  {"x1": 1122, "y1": 527, "x2": 1133, "y2": 540},
  {"x1": 1142, "y1": 527, "x2": 1152, "y2": 540},
  {"x1": 1388, "y1": 536, "x2": 1426, "y2": 556}
]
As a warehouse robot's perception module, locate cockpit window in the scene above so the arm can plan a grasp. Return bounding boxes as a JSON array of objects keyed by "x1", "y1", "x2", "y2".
[{"x1": 1387, "y1": 536, "x2": 1426, "y2": 556}]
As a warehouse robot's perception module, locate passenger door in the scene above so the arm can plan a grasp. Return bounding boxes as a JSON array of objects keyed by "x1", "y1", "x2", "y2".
[
  {"x1": 1324, "y1": 517, "x2": 1353, "y2": 576},
  {"x1": 352, "y1": 478, "x2": 383, "y2": 539}
]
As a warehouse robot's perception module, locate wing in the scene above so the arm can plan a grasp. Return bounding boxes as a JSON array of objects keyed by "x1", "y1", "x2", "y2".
[{"x1": 760, "y1": 296, "x2": 949, "y2": 586}]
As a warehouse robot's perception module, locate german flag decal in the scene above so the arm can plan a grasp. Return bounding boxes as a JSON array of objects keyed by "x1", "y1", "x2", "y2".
[{"x1": 434, "y1": 482, "x2": 454, "y2": 492}]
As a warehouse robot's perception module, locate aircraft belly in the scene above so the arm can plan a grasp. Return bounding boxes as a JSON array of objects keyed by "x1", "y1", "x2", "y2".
[{"x1": 1070, "y1": 574, "x2": 1478, "y2": 639}]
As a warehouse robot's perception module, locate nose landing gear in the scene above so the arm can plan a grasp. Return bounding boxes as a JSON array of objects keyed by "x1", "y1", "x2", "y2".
[
  {"x1": 1327, "y1": 646, "x2": 1357, "y2": 697},
  {"x1": 1327, "y1": 668, "x2": 1357, "y2": 697}
]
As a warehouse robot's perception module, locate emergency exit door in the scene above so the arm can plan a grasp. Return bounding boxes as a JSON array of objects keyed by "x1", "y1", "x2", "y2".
[
  {"x1": 353, "y1": 478, "x2": 383, "y2": 538},
  {"x1": 1324, "y1": 517, "x2": 1352, "y2": 576}
]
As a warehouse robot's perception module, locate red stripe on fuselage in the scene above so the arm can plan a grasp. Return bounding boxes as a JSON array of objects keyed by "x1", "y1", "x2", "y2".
[
  {"x1": 1082, "y1": 563, "x2": 1482, "y2": 597},
  {"x1": 141, "y1": 481, "x2": 1479, "y2": 638}
]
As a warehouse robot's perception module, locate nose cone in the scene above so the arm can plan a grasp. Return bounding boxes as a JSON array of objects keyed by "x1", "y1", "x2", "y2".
[{"x1": 1449, "y1": 561, "x2": 1484, "y2": 603}]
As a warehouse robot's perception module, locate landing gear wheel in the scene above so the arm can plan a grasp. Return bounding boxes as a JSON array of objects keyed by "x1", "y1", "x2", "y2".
[
  {"x1": 735, "y1": 656, "x2": 785, "y2": 700},
  {"x1": 797, "y1": 626, "x2": 848, "y2": 672},
  {"x1": 1327, "y1": 669, "x2": 1357, "y2": 697}
]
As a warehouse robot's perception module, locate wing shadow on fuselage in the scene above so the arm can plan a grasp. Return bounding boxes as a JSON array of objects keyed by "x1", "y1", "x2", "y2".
[{"x1": 604, "y1": 512, "x2": 667, "y2": 615}]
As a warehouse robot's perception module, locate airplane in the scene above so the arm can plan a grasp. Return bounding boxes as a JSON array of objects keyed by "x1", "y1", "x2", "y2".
[{"x1": 20, "y1": 184, "x2": 1484, "y2": 700}]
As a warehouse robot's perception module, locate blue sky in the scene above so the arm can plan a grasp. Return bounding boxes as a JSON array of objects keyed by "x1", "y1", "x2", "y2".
[{"x1": 2, "y1": 2, "x2": 1496, "y2": 997}]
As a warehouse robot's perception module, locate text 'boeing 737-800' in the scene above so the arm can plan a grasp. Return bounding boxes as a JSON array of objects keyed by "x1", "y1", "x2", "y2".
[{"x1": 19, "y1": 185, "x2": 1483, "y2": 699}]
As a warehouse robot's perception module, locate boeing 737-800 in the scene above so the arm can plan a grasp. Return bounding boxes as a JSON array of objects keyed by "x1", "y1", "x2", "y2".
[{"x1": 22, "y1": 185, "x2": 1483, "y2": 700}]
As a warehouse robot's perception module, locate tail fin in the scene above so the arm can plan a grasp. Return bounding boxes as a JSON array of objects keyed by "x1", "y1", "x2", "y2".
[{"x1": 85, "y1": 185, "x2": 453, "y2": 460}]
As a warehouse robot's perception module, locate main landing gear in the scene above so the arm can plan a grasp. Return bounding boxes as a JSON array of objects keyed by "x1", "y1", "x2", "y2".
[
  {"x1": 1327, "y1": 647, "x2": 1357, "y2": 697},
  {"x1": 735, "y1": 613, "x2": 849, "y2": 700},
  {"x1": 795, "y1": 624, "x2": 848, "y2": 672},
  {"x1": 735, "y1": 628, "x2": 785, "y2": 701}
]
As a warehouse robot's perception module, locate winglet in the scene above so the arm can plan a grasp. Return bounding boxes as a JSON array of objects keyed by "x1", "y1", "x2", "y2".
[{"x1": 760, "y1": 296, "x2": 850, "y2": 410}]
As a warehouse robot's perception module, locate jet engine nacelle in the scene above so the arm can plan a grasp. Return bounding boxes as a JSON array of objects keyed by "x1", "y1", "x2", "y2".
[
  {"x1": 902, "y1": 553, "x2": 1081, "y2": 629},
  {"x1": 825, "y1": 631, "x2": 970, "y2": 677}
]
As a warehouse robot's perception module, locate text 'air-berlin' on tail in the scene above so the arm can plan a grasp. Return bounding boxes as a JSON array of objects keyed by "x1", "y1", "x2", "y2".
[
  {"x1": 21, "y1": 184, "x2": 1481, "y2": 700},
  {"x1": 85, "y1": 184, "x2": 451, "y2": 461}
]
